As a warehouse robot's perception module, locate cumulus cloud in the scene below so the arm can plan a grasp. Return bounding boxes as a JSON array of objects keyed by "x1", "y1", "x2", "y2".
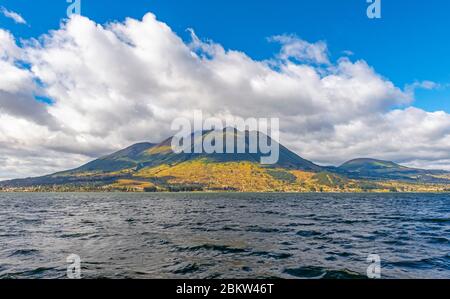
[
  {"x1": 269, "y1": 34, "x2": 330, "y2": 65},
  {"x1": 1, "y1": 7, "x2": 27, "y2": 25},
  {"x1": 0, "y1": 12, "x2": 449, "y2": 180}
]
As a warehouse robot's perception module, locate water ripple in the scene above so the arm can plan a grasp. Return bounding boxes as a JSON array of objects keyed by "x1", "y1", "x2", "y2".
[{"x1": 0, "y1": 192, "x2": 448, "y2": 279}]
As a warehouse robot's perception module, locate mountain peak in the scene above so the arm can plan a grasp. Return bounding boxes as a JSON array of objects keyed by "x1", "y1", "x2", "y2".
[
  {"x1": 1, "y1": 134, "x2": 449, "y2": 191},
  {"x1": 340, "y1": 158, "x2": 405, "y2": 170}
]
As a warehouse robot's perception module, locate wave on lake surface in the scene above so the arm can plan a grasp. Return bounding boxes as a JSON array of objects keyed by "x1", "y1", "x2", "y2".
[{"x1": 0, "y1": 192, "x2": 449, "y2": 279}]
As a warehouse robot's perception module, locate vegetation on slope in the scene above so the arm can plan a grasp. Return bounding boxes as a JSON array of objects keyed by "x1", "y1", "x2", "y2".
[{"x1": 1, "y1": 131, "x2": 449, "y2": 193}]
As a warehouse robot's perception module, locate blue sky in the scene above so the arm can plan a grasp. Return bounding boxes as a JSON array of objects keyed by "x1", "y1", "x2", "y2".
[
  {"x1": 1, "y1": 0, "x2": 449, "y2": 113},
  {"x1": 2, "y1": 0, "x2": 450, "y2": 179}
]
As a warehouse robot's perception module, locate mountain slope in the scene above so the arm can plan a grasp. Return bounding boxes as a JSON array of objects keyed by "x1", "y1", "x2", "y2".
[
  {"x1": 66, "y1": 142, "x2": 157, "y2": 174},
  {"x1": 134, "y1": 130, "x2": 323, "y2": 171},
  {"x1": 1, "y1": 132, "x2": 449, "y2": 192},
  {"x1": 0, "y1": 130, "x2": 323, "y2": 189},
  {"x1": 337, "y1": 158, "x2": 449, "y2": 182}
]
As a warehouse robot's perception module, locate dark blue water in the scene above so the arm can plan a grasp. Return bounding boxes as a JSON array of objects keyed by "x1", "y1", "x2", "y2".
[{"x1": 0, "y1": 193, "x2": 449, "y2": 279}]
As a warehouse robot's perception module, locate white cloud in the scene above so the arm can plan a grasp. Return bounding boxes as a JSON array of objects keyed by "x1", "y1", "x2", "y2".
[
  {"x1": 269, "y1": 34, "x2": 330, "y2": 65},
  {"x1": 342, "y1": 50, "x2": 354, "y2": 56},
  {"x1": 1, "y1": 7, "x2": 27, "y2": 25},
  {"x1": 406, "y1": 80, "x2": 440, "y2": 93},
  {"x1": 0, "y1": 13, "x2": 449, "y2": 179}
]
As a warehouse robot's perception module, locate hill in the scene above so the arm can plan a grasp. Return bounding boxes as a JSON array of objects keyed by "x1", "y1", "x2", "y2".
[
  {"x1": 337, "y1": 158, "x2": 449, "y2": 183},
  {"x1": 1, "y1": 131, "x2": 449, "y2": 192}
]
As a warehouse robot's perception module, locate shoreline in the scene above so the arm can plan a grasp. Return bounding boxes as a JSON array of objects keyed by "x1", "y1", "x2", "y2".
[{"x1": 1, "y1": 190, "x2": 450, "y2": 194}]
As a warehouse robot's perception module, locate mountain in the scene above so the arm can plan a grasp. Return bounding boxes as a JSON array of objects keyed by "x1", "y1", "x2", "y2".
[
  {"x1": 69, "y1": 142, "x2": 157, "y2": 173},
  {"x1": 1, "y1": 131, "x2": 449, "y2": 192},
  {"x1": 0, "y1": 130, "x2": 323, "y2": 190},
  {"x1": 74, "y1": 130, "x2": 320, "y2": 171},
  {"x1": 336, "y1": 158, "x2": 449, "y2": 183}
]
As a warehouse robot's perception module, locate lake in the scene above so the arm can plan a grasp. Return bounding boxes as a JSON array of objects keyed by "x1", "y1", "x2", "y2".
[{"x1": 0, "y1": 193, "x2": 449, "y2": 279}]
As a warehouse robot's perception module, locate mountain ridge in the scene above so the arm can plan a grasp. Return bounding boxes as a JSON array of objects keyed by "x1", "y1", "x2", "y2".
[
  {"x1": 336, "y1": 157, "x2": 449, "y2": 182},
  {"x1": 1, "y1": 130, "x2": 449, "y2": 192}
]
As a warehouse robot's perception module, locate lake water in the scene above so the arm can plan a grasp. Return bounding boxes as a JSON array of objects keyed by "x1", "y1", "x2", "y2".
[{"x1": 0, "y1": 193, "x2": 449, "y2": 279}]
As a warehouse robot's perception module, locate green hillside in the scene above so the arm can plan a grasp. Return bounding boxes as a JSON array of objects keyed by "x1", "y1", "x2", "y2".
[
  {"x1": 338, "y1": 158, "x2": 449, "y2": 183},
  {"x1": 1, "y1": 131, "x2": 449, "y2": 193}
]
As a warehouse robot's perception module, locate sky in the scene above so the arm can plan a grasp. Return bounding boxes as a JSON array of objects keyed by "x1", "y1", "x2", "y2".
[{"x1": 0, "y1": 0, "x2": 450, "y2": 179}]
